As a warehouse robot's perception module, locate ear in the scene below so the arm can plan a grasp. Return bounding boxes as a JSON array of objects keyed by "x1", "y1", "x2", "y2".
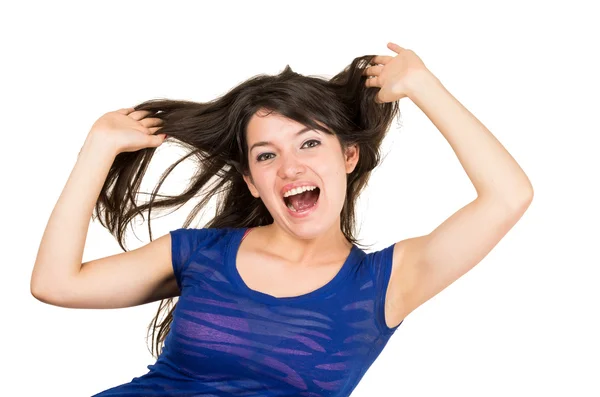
[
  {"x1": 243, "y1": 173, "x2": 260, "y2": 198},
  {"x1": 344, "y1": 144, "x2": 359, "y2": 174}
]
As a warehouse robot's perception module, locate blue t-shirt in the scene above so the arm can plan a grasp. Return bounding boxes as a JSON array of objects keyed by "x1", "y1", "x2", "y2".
[{"x1": 92, "y1": 227, "x2": 402, "y2": 396}]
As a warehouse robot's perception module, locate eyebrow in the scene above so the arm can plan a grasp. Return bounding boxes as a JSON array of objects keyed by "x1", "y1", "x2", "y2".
[{"x1": 249, "y1": 127, "x2": 319, "y2": 152}]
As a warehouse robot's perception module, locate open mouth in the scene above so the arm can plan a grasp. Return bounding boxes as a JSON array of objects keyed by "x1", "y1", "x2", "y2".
[{"x1": 283, "y1": 187, "x2": 320, "y2": 213}]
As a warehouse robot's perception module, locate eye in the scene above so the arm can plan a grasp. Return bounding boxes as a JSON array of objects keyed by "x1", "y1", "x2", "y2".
[
  {"x1": 256, "y1": 139, "x2": 321, "y2": 162},
  {"x1": 302, "y1": 139, "x2": 321, "y2": 149},
  {"x1": 256, "y1": 153, "x2": 274, "y2": 162}
]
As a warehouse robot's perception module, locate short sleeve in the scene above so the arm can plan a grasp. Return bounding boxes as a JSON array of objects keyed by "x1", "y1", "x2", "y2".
[
  {"x1": 367, "y1": 242, "x2": 403, "y2": 334},
  {"x1": 169, "y1": 227, "x2": 214, "y2": 291}
]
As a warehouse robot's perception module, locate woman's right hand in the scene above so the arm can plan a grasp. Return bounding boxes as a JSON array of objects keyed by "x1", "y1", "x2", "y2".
[{"x1": 87, "y1": 107, "x2": 166, "y2": 155}]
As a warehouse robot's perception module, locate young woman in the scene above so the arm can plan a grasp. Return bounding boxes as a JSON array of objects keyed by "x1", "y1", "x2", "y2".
[{"x1": 31, "y1": 42, "x2": 533, "y2": 396}]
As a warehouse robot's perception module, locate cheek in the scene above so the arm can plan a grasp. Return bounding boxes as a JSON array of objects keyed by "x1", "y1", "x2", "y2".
[
  {"x1": 250, "y1": 170, "x2": 276, "y2": 198},
  {"x1": 317, "y1": 160, "x2": 347, "y2": 197}
]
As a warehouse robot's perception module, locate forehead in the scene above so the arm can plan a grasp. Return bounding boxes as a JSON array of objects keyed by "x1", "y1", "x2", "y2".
[
  {"x1": 246, "y1": 111, "x2": 306, "y2": 142},
  {"x1": 245, "y1": 110, "x2": 344, "y2": 156}
]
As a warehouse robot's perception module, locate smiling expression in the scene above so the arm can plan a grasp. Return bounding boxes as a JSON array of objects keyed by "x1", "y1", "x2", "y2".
[{"x1": 243, "y1": 110, "x2": 359, "y2": 237}]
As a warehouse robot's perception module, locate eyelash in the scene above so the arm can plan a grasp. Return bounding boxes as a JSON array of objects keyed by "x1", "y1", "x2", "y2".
[{"x1": 256, "y1": 139, "x2": 321, "y2": 162}]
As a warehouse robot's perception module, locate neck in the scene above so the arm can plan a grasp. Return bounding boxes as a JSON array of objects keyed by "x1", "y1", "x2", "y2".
[{"x1": 259, "y1": 221, "x2": 352, "y2": 265}]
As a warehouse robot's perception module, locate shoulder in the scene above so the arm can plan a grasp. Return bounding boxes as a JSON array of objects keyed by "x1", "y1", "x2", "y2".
[
  {"x1": 169, "y1": 227, "x2": 241, "y2": 270},
  {"x1": 348, "y1": 243, "x2": 396, "y2": 295},
  {"x1": 169, "y1": 226, "x2": 239, "y2": 248},
  {"x1": 355, "y1": 242, "x2": 396, "y2": 275},
  {"x1": 169, "y1": 226, "x2": 238, "y2": 237}
]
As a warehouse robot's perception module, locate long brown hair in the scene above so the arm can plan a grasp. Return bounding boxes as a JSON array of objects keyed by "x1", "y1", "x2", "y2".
[{"x1": 92, "y1": 55, "x2": 400, "y2": 359}]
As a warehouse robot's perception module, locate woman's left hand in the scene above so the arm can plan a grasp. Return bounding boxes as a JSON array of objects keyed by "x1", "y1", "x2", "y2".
[{"x1": 363, "y1": 42, "x2": 432, "y2": 103}]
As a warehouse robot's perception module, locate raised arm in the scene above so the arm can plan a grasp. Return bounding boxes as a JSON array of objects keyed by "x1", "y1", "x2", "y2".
[{"x1": 30, "y1": 108, "x2": 172, "y2": 309}]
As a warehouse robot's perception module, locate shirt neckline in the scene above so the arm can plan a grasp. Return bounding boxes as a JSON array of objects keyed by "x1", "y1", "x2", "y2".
[{"x1": 226, "y1": 227, "x2": 359, "y2": 304}]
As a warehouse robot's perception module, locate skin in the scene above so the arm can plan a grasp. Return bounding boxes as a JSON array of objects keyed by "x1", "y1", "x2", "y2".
[
  {"x1": 31, "y1": 42, "x2": 532, "y2": 324},
  {"x1": 242, "y1": 109, "x2": 359, "y2": 266},
  {"x1": 240, "y1": 40, "x2": 533, "y2": 319}
]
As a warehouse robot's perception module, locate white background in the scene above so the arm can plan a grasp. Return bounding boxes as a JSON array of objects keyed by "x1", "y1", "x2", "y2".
[{"x1": 2, "y1": 0, "x2": 598, "y2": 396}]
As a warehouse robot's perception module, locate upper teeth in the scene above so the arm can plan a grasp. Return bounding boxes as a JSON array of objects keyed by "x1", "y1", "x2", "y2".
[{"x1": 283, "y1": 185, "x2": 317, "y2": 197}]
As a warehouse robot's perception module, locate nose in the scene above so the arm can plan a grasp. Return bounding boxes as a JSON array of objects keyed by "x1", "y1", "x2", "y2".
[{"x1": 277, "y1": 153, "x2": 306, "y2": 179}]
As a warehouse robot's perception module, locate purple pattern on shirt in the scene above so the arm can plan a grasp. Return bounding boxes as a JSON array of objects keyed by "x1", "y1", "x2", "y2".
[{"x1": 92, "y1": 227, "x2": 402, "y2": 397}]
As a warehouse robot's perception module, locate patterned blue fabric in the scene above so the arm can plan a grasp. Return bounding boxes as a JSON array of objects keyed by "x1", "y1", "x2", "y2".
[{"x1": 92, "y1": 227, "x2": 402, "y2": 396}]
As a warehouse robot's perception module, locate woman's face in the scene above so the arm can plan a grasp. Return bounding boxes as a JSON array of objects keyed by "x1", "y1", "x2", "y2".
[{"x1": 243, "y1": 110, "x2": 359, "y2": 239}]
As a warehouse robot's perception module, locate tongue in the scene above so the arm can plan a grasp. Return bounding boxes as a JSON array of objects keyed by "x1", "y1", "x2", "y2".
[{"x1": 289, "y1": 189, "x2": 319, "y2": 211}]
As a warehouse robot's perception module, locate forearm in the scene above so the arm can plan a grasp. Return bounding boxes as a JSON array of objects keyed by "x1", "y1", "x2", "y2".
[
  {"x1": 31, "y1": 133, "x2": 117, "y2": 295},
  {"x1": 407, "y1": 72, "x2": 533, "y2": 208}
]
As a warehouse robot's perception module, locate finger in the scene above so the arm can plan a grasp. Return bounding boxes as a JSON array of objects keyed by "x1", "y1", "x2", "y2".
[
  {"x1": 116, "y1": 107, "x2": 135, "y2": 115},
  {"x1": 365, "y1": 76, "x2": 379, "y2": 88},
  {"x1": 148, "y1": 132, "x2": 167, "y2": 147},
  {"x1": 387, "y1": 42, "x2": 405, "y2": 54},
  {"x1": 128, "y1": 110, "x2": 153, "y2": 121},
  {"x1": 370, "y1": 55, "x2": 393, "y2": 65},
  {"x1": 362, "y1": 64, "x2": 384, "y2": 76},
  {"x1": 149, "y1": 126, "x2": 164, "y2": 134},
  {"x1": 135, "y1": 126, "x2": 153, "y2": 135},
  {"x1": 140, "y1": 117, "x2": 164, "y2": 128}
]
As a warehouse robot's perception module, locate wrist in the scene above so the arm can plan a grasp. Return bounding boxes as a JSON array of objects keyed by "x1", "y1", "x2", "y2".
[
  {"x1": 80, "y1": 131, "x2": 118, "y2": 159},
  {"x1": 406, "y1": 69, "x2": 442, "y2": 101}
]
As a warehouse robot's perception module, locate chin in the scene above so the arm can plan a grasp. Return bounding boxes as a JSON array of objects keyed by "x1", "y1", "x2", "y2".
[{"x1": 282, "y1": 216, "x2": 338, "y2": 241}]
